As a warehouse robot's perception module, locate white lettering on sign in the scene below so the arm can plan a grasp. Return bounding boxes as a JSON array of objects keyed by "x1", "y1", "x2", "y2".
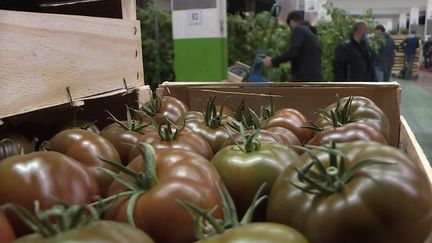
[{"x1": 188, "y1": 10, "x2": 202, "y2": 25}]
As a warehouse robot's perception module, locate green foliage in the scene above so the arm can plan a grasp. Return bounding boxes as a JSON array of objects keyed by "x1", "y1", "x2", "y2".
[
  {"x1": 389, "y1": 29, "x2": 398, "y2": 35},
  {"x1": 400, "y1": 28, "x2": 409, "y2": 35},
  {"x1": 137, "y1": 5, "x2": 174, "y2": 89},
  {"x1": 227, "y1": 12, "x2": 291, "y2": 81},
  {"x1": 316, "y1": 3, "x2": 378, "y2": 81}
]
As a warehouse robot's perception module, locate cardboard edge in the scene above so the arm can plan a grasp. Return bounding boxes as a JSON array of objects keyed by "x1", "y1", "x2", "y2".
[{"x1": 160, "y1": 81, "x2": 401, "y2": 88}]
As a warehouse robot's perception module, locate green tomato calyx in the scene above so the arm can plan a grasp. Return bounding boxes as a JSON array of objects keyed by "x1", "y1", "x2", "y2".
[
  {"x1": 99, "y1": 143, "x2": 158, "y2": 227},
  {"x1": 177, "y1": 182, "x2": 268, "y2": 240},
  {"x1": 106, "y1": 105, "x2": 148, "y2": 132},
  {"x1": 291, "y1": 142, "x2": 394, "y2": 195},
  {"x1": 4, "y1": 200, "x2": 107, "y2": 238},
  {"x1": 203, "y1": 96, "x2": 227, "y2": 129},
  {"x1": 140, "y1": 94, "x2": 162, "y2": 117}
]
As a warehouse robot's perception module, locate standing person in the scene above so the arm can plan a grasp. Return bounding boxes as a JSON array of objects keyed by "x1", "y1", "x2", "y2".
[
  {"x1": 374, "y1": 25, "x2": 395, "y2": 82},
  {"x1": 262, "y1": 10, "x2": 323, "y2": 81},
  {"x1": 422, "y1": 36, "x2": 432, "y2": 69},
  {"x1": 333, "y1": 21, "x2": 376, "y2": 81},
  {"x1": 401, "y1": 30, "x2": 420, "y2": 80}
]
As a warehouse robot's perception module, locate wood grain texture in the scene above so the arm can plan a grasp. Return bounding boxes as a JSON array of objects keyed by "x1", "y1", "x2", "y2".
[
  {"x1": 399, "y1": 116, "x2": 432, "y2": 185},
  {"x1": 121, "y1": 0, "x2": 136, "y2": 20},
  {"x1": 0, "y1": 10, "x2": 144, "y2": 119}
]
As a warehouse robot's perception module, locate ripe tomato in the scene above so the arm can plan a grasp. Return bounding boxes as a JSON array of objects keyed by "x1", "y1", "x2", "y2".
[
  {"x1": 221, "y1": 129, "x2": 284, "y2": 148},
  {"x1": 307, "y1": 123, "x2": 387, "y2": 146},
  {"x1": 315, "y1": 96, "x2": 390, "y2": 140},
  {"x1": 264, "y1": 108, "x2": 313, "y2": 145},
  {"x1": 212, "y1": 140, "x2": 298, "y2": 219},
  {"x1": 141, "y1": 96, "x2": 189, "y2": 124},
  {"x1": 0, "y1": 132, "x2": 32, "y2": 160},
  {"x1": 267, "y1": 141, "x2": 432, "y2": 243},
  {"x1": 100, "y1": 122, "x2": 152, "y2": 165},
  {"x1": 0, "y1": 152, "x2": 99, "y2": 236},
  {"x1": 132, "y1": 126, "x2": 213, "y2": 160},
  {"x1": 0, "y1": 211, "x2": 15, "y2": 243},
  {"x1": 48, "y1": 129, "x2": 122, "y2": 196},
  {"x1": 104, "y1": 145, "x2": 223, "y2": 243},
  {"x1": 13, "y1": 220, "x2": 154, "y2": 243},
  {"x1": 196, "y1": 223, "x2": 309, "y2": 243}
]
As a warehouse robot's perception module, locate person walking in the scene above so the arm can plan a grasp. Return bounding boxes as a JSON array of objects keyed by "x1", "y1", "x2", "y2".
[
  {"x1": 333, "y1": 21, "x2": 376, "y2": 81},
  {"x1": 262, "y1": 11, "x2": 323, "y2": 81},
  {"x1": 401, "y1": 30, "x2": 420, "y2": 80},
  {"x1": 422, "y1": 36, "x2": 432, "y2": 69},
  {"x1": 373, "y1": 25, "x2": 395, "y2": 81}
]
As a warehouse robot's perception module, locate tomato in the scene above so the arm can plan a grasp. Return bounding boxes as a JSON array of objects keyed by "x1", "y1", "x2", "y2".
[
  {"x1": 0, "y1": 152, "x2": 99, "y2": 236},
  {"x1": 48, "y1": 129, "x2": 122, "y2": 196},
  {"x1": 196, "y1": 223, "x2": 309, "y2": 243},
  {"x1": 315, "y1": 96, "x2": 390, "y2": 140},
  {"x1": 307, "y1": 123, "x2": 387, "y2": 146},
  {"x1": 266, "y1": 126, "x2": 302, "y2": 147},
  {"x1": 104, "y1": 144, "x2": 223, "y2": 243},
  {"x1": 212, "y1": 136, "x2": 298, "y2": 220},
  {"x1": 100, "y1": 109, "x2": 154, "y2": 165},
  {"x1": 181, "y1": 97, "x2": 236, "y2": 153},
  {"x1": 131, "y1": 125, "x2": 213, "y2": 160},
  {"x1": 0, "y1": 132, "x2": 32, "y2": 160},
  {"x1": 263, "y1": 108, "x2": 313, "y2": 145},
  {"x1": 267, "y1": 141, "x2": 432, "y2": 243},
  {"x1": 13, "y1": 220, "x2": 154, "y2": 243},
  {"x1": 0, "y1": 211, "x2": 15, "y2": 243},
  {"x1": 221, "y1": 129, "x2": 284, "y2": 148},
  {"x1": 141, "y1": 95, "x2": 189, "y2": 124},
  {"x1": 216, "y1": 105, "x2": 235, "y2": 116},
  {"x1": 56, "y1": 119, "x2": 100, "y2": 134}
]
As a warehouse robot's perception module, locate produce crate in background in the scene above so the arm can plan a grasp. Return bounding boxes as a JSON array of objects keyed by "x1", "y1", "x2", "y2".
[
  {"x1": 391, "y1": 35, "x2": 420, "y2": 77},
  {"x1": 158, "y1": 82, "x2": 432, "y2": 187},
  {"x1": 0, "y1": 0, "x2": 143, "y2": 123}
]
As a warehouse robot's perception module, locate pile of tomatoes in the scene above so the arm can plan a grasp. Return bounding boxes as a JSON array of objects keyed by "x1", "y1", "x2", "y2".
[{"x1": 0, "y1": 94, "x2": 431, "y2": 243}]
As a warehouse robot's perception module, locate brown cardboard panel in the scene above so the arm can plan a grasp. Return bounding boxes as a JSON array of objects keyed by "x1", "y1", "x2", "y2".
[{"x1": 159, "y1": 82, "x2": 401, "y2": 147}]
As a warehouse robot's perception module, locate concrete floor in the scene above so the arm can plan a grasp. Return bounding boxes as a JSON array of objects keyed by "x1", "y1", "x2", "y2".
[{"x1": 399, "y1": 73, "x2": 432, "y2": 164}]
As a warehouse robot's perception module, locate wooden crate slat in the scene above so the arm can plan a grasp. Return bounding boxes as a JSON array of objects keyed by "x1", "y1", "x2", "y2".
[{"x1": 0, "y1": 9, "x2": 144, "y2": 119}]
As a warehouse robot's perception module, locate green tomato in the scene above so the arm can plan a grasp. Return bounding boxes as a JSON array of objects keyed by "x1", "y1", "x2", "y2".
[
  {"x1": 196, "y1": 223, "x2": 309, "y2": 243},
  {"x1": 211, "y1": 142, "x2": 298, "y2": 219}
]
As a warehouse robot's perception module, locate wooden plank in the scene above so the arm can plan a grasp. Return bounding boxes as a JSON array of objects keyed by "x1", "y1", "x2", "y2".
[
  {"x1": 399, "y1": 116, "x2": 432, "y2": 185},
  {"x1": 0, "y1": 10, "x2": 144, "y2": 119},
  {"x1": 121, "y1": 0, "x2": 136, "y2": 20}
]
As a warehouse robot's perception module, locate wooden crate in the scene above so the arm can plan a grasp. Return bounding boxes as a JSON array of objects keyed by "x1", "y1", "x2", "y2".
[
  {"x1": 158, "y1": 81, "x2": 432, "y2": 180},
  {"x1": 0, "y1": 0, "x2": 143, "y2": 122},
  {"x1": 391, "y1": 35, "x2": 420, "y2": 77}
]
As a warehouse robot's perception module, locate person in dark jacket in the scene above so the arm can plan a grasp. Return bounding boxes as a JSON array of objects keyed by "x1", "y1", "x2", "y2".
[
  {"x1": 262, "y1": 11, "x2": 323, "y2": 81},
  {"x1": 334, "y1": 21, "x2": 376, "y2": 81},
  {"x1": 373, "y1": 25, "x2": 395, "y2": 81},
  {"x1": 422, "y1": 36, "x2": 432, "y2": 69},
  {"x1": 401, "y1": 30, "x2": 420, "y2": 80}
]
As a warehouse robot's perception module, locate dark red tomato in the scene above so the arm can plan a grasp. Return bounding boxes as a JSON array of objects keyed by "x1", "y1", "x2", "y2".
[
  {"x1": 48, "y1": 129, "x2": 122, "y2": 196},
  {"x1": 267, "y1": 141, "x2": 432, "y2": 243},
  {"x1": 315, "y1": 96, "x2": 390, "y2": 141},
  {"x1": 0, "y1": 152, "x2": 99, "y2": 236},
  {"x1": 0, "y1": 211, "x2": 15, "y2": 243},
  {"x1": 197, "y1": 223, "x2": 308, "y2": 243},
  {"x1": 266, "y1": 126, "x2": 302, "y2": 146},
  {"x1": 0, "y1": 132, "x2": 32, "y2": 160},
  {"x1": 13, "y1": 220, "x2": 155, "y2": 243},
  {"x1": 221, "y1": 129, "x2": 284, "y2": 148},
  {"x1": 182, "y1": 111, "x2": 237, "y2": 153},
  {"x1": 105, "y1": 148, "x2": 223, "y2": 243},
  {"x1": 131, "y1": 127, "x2": 213, "y2": 160},
  {"x1": 100, "y1": 122, "x2": 153, "y2": 165},
  {"x1": 264, "y1": 108, "x2": 313, "y2": 145},
  {"x1": 56, "y1": 119, "x2": 101, "y2": 134},
  {"x1": 307, "y1": 123, "x2": 387, "y2": 146},
  {"x1": 142, "y1": 96, "x2": 189, "y2": 124}
]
